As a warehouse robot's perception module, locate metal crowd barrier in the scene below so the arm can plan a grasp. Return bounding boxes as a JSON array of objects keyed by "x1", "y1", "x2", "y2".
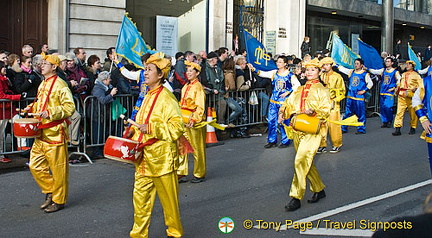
[{"x1": 0, "y1": 84, "x2": 385, "y2": 161}]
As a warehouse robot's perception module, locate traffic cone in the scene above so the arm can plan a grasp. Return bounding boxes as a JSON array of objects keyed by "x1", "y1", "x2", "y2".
[{"x1": 206, "y1": 107, "x2": 219, "y2": 144}]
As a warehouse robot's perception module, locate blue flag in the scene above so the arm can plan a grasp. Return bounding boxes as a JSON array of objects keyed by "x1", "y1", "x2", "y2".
[
  {"x1": 116, "y1": 14, "x2": 155, "y2": 68},
  {"x1": 244, "y1": 30, "x2": 277, "y2": 71},
  {"x1": 331, "y1": 33, "x2": 360, "y2": 69},
  {"x1": 358, "y1": 39, "x2": 383, "y2": 70},
  {"x1": 407, "y1": 43, "x2": 422, "y2": 71}
]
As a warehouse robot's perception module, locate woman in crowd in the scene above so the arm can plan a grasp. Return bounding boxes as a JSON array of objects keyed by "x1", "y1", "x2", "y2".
[
  {"x1": 13, "y1": 56, "x2": 42, "y2": 97},
  {"x1": 124, "y1": 52, "x2": 184, "y2": 238}
]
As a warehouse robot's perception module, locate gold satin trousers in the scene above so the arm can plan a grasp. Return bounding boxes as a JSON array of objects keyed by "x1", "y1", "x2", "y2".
[
  {"x1": 320, "y1": 103, "x2": 343, "y2": 148},
  {"x1": 130, "y1": 171, "x2": 183, "y2": 238},
  {"x1": 289, "y1": 132, "x2": 326, "y2": 200},
  {"x1": 29, "y1": 139, "x2": 69, "y2": 204},
  {"x1": 177, "y1": 126, "x2": 206, "y2": 178},
  {"x1": 394, "y1": 96, "x2": 418, "y2": 128}
]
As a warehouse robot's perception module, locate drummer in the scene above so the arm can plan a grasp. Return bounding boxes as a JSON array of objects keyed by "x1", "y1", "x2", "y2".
[
  {"x1": 279, "y1": 58, "x2": 331, "y2": 211},
  {"x1": 177, "y1": 61, "x2": 207, "y2": 183},
  {"x1": 26, "y1": 53, "x2": 76, "y2": 213},
  {"x1": 124, "y1": 52, "x2": 185, "y2": 238}
]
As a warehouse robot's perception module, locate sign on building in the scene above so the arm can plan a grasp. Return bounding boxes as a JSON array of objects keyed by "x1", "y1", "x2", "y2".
[{"x1": 156, "y1": 16, "x2": 178, "y2": 57}]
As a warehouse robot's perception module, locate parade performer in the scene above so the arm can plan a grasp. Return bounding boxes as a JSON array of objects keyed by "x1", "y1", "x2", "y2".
[
  {"x1": 27, "y1": 53, "x2": 76, "y2": 213},
  {"x1": 368, "y1": 56, "x2": 400, "y2": 128},
  {"x1": 124, "y1": 52, "x2": 184, "y2": 238},
  {"x1": 177, "y1": 61, "x2": 207, "y2": 183},
  {"x1": 249, "y1": 56, "x2": 300, "y2": 148},
  {"x1": 279, "y1": 58, "x2": 331, "y2": 211},
  {"x1": 339, "y1": 58, "x2": 373, "y2": 134},
  {"x1": 317, "y1": 57, "x2": 345, "y2": 153},
  {"x1": 392, "y1": 60, "x2": 422, "y2": 136},
  {"x1": 413, "y1": 63, "x2": 432, "y2": 175}
]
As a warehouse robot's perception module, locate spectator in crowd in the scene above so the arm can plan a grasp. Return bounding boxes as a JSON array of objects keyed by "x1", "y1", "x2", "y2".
[
  {"x1": 124, "y1": 52, "x2": 184, "y2": 238},
  {"x1": 280, "y1": 58, "x2": 330, "y2": 212},
  {"x1": 13, "y1": 56, "x2": 42, "y2": 98},
  {"x1": 27, "y1": 53, "x2": 75, "y2": 213},
  {"x1": 56, "y1": 55, "x2": 68, "y2": 80},
  {"x1": 223, "y1": 57, "x2": 242, "y2": 127},
  {"x1": 90, "y1": 71, "x2": 117, "y2": 158},
  {"x1": 32, "y1": 54, "x2": 44, "y2": 83},
  {"x1": 249, "y1": 55, "x2": 301, "y2": 148},
  {"x1": 65, "y1": 52, "x2": 91, "y2": 100},
  {"x1": 6, "y1": 54, "x2": 20, "y2": 83},
  {"x1": 425, "y1": 45, "x2": 432, "y2": 62},
  {"x1": 392, "y1": 60, "x2": 422, "y2": 136},
  {"x1": 39, "y1": 44, "x2": 49, "y2": 54},
  {"x1": 178, "y1": 61, "x2": 207, "y2": 183},
  {"x1": 293, "y1": 58, "x2": 307, "y2": 85},
  {"x1": 303, "y1": 54, "x2": 312, "y2": 63},
  {"x1": 101, "y1": 47, "x2": 133, "y2": 95},
  {"x1": 205, "y1": 51, "x2": 227, "y2": 125},
  {"x1": 395, "y1": 39, "x2": 402, "y2": 59},
  {"x1": 173, "y1": 51, "x2": 195, "y2": 100},
  {"x1": 73, "y1": 47, "x2": 87, "y2": 70},
  {"x1": 0, "y1": 61, "x2": 21, "y2": 163},
  {"x1": 86, "y1": 54, "x2": 101, "y2": 91},
  {"x1": 217, "y1": 47, "x2": 229, "y2": 68},
  {"x1": 22, "y1": 45, "x2": 33, "y2": 58},
  {"x1": 0, "y1": 50, "x2": 8, "y2": 65},
  {"x1": 300, "y1": 36, "x2": 311, "y2": 58}
]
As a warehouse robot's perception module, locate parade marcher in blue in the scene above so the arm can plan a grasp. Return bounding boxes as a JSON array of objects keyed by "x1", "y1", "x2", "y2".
[
  {"x1": 249, "y1": 56, "x2": 301, "y2": 148},
  {"x1": 412, "y1": 70, "x2": 432, "y2": 176},
  {"x1": 369, "y1": 56, "x2": 400, "y2": 128},
  {"x1": 339, "y1": 58, "x2": 373, "y2": 134}
]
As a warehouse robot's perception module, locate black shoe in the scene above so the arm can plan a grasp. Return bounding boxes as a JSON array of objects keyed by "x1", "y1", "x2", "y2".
[
  {"x1": 316, "y1": 147, "x2": 327, "y2": 154},
  {"x1": 190, "y1": 177, "x2": 206, "y2": 183},
  {"x1": 355, "y1": 131, "x2": 366, "y2": 134},
  {"x1": 40, "y1": 193, "x2": 52, "y2": 210},
  {"x1": 342, "y1": 130, "x2": 348, "y2": 134},
  {"x1": 308, "y1": 190, "x2": 326, "y2": 203},
  {"x1": 264, "y1": 143, "x2": 277, "y2": 149},
  {"x1": 381, "y1": 123, "x2": 388, "y2": 128},
  {"x1": 392, "y1": 127, "x2": 401, "y2": 136},
  {"x1": 408, "y1": 128, "x2": 416, "y2": 135},
  {"x1": 178, "y1": 176, "x2": 189, "y2": 183},
  {"x1": 241, "y1": 132, "x2": 251, "y2": 138},
  {"x1": 278, "y1": 143, "x2": 289, "y2": 148},
  {"x1": 285, "y1": 198, "x2": 301, "y2": 211},
  {"x1": 44, "y1": 202, "x2": 65, "y2": 213},
  {"x1": 386, "y1": 123, "x2": 392, "y2": 128}
]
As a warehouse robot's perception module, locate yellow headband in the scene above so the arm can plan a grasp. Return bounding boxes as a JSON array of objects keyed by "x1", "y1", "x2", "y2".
[
  {"x1": 406, "y1": 60, "x2": 416, "y2": 67},
  {"x1": 185, "y1": 60, "x2": 201, "y2": 72},
  {"x1": 145, "y1": 52, "x2": 171, "y2": 78},
  {"x1": 303, "y1": 58, "x2": 321, "y2": 68},
  {"x1": 320, "y1": 57, "x2": 334, "y2": 66},
  {"x1": 41, "y1": 52, "x2": 60, "y2": 67}
]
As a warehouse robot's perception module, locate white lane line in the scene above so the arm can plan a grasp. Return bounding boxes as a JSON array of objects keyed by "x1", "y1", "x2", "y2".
[
  {"x1": 300, "y1": 228, "x2": 373, "y2": 237},
  {"x1": 278, "y1": 179, "x2": 432, "y2": 231}
]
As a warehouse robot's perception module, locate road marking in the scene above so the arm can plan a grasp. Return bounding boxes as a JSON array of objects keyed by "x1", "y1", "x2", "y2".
[
  {"x1": 300, "y1": 228, "x2": 373, "y2": 237},
  {"x1": 277, "y1": 179, "x2": 432, "y2": 234}
]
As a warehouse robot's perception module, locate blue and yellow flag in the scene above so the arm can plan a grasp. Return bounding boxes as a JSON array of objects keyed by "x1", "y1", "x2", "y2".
[
  {"x1": 244, "y1": 30, "x2": 277, "y2": 71},
  {"x1": 116, "y1": 14, "x2": 155, "y2": 68},
  {"x1": 358, "y1": 39, "x2": 383, "y2": 70},
  {"x1": 331, "y1": 33, "x2": 359, "y2": 69},
  {"x1": 407, "y1": 43, "x2": 422, "y2": 71}
]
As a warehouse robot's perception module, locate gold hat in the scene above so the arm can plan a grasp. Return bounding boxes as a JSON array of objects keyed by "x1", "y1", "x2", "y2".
[
  {"x1": 185, "y1": 60, "x2": 201, "y2": 72},
  {"x1": 406, "y1": 60, "x2": 416, "y2": 67},
  {"x1": 303, "y1": 58, "x2": 321, "y2": 68},
  {"x1": 41, "y1": 52, "x2": 60, "y2": 66},
  {"x1": 145, "y1": 52, "x2": 171, "y2": 78},
  {"x1": 320, "y1": 57, "x2": 334, "y2": 66}
]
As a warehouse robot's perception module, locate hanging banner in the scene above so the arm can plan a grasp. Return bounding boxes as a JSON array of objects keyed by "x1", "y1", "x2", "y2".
[{"x1": 156, "y1": 16, "x2": 178, "y2": 57}]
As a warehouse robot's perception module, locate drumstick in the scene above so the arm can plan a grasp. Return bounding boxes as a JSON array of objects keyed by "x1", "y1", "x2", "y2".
[
  {"x1": 120, "y1": 114, "x2": 140, "y2": 127},
  {"x1": 19, "y1": 112, "x2": 40, "y2": 117}
]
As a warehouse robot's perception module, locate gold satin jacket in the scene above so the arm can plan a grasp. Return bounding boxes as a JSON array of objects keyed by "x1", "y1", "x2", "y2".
[
  {"x1": 132, "y1": 86, "x2": 185, "y2": 177},
  {"x1": 180, "y1": 79, "x2": 206, "y2": 123},
  {"x1": 30, "y1": 75, "x2": 75, "y2": 144},
  {"x1": 282, "y1": 80, "x2": 331, "y2": 124},
  {"x1": 398, "y1": 70, "x2": 422, "y2": 98},
  {"x1": 321, "y1": 71, "x2": 346, "y2": 102}
]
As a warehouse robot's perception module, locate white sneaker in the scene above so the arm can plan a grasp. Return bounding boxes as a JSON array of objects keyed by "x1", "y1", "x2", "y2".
[
  {"x1": 330, "y1": 146, "x2": 341, "y2": 153},
  {"x1": 316, "y1": 147, "x2": 327, "y2": 154}
]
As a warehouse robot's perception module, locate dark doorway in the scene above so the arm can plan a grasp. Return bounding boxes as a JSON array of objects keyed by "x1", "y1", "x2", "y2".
[{"x1": 0, "y1": 0, "x2": 48, "y2": 54}]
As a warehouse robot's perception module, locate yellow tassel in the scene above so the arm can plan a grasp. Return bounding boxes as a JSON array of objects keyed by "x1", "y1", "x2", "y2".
[
  {"x1": 194, "y1": 119, "x2": 226, "y2": 130},
  {"x1": 326, "y1": 115, "x2": 363, "y2": 127}
]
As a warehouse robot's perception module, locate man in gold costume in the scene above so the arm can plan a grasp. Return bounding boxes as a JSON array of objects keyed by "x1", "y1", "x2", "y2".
[
  {"x1": 317, "y1": 57, "x2": 345, "y2": 153},
  {"x1": 177, "y1": 61, "x2": 207, "y2": 183},
  {"x1": 125, "y1": 53, "x2": 185, "y2": 238},
  {"x1": 392, "y1": 60, "x2": 423, "y2": 136},
  {"x1": 27, "y1": 53, "x2": 76, "y2": 213},
  {"x1": 279, "y1": 58, "x2": 331, "y2": 211}
]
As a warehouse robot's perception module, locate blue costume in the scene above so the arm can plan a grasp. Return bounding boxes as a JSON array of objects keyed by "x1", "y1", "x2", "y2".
[
  {"x1": 380, "y1": 69, "x2": 398, "y2": 124},
  {"x1": 341, "y1": 69, "x2": 372, "y2": 133},
  {"x1": 413, "y1": 66, "x2": 432, "y2": 175}
]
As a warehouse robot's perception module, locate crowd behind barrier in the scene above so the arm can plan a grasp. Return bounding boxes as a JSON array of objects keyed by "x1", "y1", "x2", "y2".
[{"x1": 0, "y1": 84, "x2": 388, "y2": 161}]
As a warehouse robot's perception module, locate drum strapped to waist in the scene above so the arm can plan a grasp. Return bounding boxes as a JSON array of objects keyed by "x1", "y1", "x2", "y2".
[
  {"x1": 104, "y1": 136, "x2": 142, "y2": 164},
  {"x1": 13, "y1": 118, "x2": 41, "y2": 138},
  {"x1": 290, "y1": 114, "x2": 323, "y2": 134},
  {"x1": 181, "y1": 108, "x2": 194, "y2": 124}
]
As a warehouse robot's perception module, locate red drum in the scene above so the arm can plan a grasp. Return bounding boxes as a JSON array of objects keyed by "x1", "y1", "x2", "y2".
[
  {"x1": 104, "y1": 136, "x2": 142, "y2": 164},
  {"x1": 13, "y1": 118, "x2": 41, "y2": 138}
]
